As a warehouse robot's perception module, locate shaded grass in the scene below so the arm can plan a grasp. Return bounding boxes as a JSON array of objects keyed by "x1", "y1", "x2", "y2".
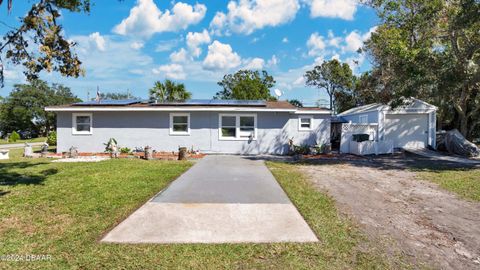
[
  {"x1": 417, "y1": 168, "x2": 480, "y2": 201},
  {"x1": 0, "y1": 137, "x2": 46, "y2": 145},
  {"x1": 1, "y1": 152, "x2": 397, "y2": 269}
]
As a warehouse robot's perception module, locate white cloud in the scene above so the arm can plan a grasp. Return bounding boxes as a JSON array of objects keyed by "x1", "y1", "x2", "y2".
[
  {"x1": 307, "y1": 32, "x2": 326, "y2": 56},
  {"x1": 89, "y1": 32, "x2": 106, "y2": 51},
  {"x1": 267, "y1": 55, "x2": 279, "y2": 67},
  {"x1": 344, "y1": 31, "x2": 362, "y2": 52},
  {"x1": 186, "y1": 29, "x2": 211, "y2": 58},
  {"x1": 65, "y1": 34, "x2": 154, "y2": 92},
  {"x1": 344, "y1": 27, "x2": 376, "y2": 52},
  {"x1": 210, "y1": 0, "x2": 300, "y2": 35},
  {"x1": 293, "y1": 76, "x2": 305, "y2": 86},
  {"x1": 152, "y1": 64, "x2": 186, "y2": 80},
  {"x1": 209, "y1": 12, "x2": 228, "y2": 36},
  {"x1": 243, "y1": 57, "x2": 265, "y2": 69},
  {"x1": 307, "y1": 0, "x2": 358, "y2": 20},
  {"x1": 155, "y1": 39, "x2": 181, "y2": 52},
  {"x1": 170, "y1": 48, "x2": 189, "y2": 63},
  {"x1": 113, "y1": 0, "x2": 207, "y2": 38},
  {"x1": 282, "y1": 37, "x2": 289, "y2": 43},
  {"x1": 203, "y1": 40, "x2": 242, "y2": 71},
  {"x1": 130, "y1": 41, "x2": 144, "y2": 50},
  {"x1": 327, "y1": 30, "x2": 342, "y2": 47}
]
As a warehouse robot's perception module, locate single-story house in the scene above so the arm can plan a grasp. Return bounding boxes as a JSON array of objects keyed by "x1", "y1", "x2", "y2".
[
  {"x1": 45, "y1": 99, "x2": 331, "y2": 155},
  {"x1": 337, "y1": 98, "x2": 437, "y2": 152}
]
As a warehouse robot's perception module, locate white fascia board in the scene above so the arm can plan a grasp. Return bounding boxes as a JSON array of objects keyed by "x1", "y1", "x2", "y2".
[
  {"x1": 385, "y1": 108, "x2": 436, "y2": 114},
  {"x1": 45, "y1": 107, "x2": 298, "y2": 113},
  {"x1": 293, "y1": 111, "x2": 331, "y2": 115}
]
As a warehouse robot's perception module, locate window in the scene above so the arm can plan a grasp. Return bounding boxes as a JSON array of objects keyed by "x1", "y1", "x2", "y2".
[
  {"x1": 170, "y1": 113, "x2": 190, "y2": 135},
  {"x1": 239, "y1": 116, "x2": 255, "y2": 138},
  {"x1": 221, "y1": 116, "x2": 236, "y2": 138},
  {"x1": 298, "y1": 116, "x2": 313, "y2": 131},
  {"x1": 359, "y1": 114, "x2": 368, "y2": 123},
  {"x1": 219, "y1": 114, "x2": 257, "y2": 140},
  {"x1": 72, "y1": 113, "x2": 92, "y2": 135}
]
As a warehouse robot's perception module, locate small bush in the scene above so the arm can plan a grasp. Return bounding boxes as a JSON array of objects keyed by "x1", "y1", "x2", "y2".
[
  {"x1": 47, "y1": 131, "x2": 57, "y2": 146},
  {"x1": 8, "y1": 131, "x2": 20, "y2": 142},
  {"x1": 120, "y1": 147, "x2": 131, "y2": 154},
  {"x1": 293, "y1": 144, "x2": 310, "y2": 155}
]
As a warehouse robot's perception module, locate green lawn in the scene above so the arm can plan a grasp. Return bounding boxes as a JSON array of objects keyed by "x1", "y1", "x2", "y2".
[
  {"x1": 0, "y1": 137, "x2": 47, "y2": 145},
  {"x1": 417, "y1": 168, "x2": 480, "y2": 201},
  {"x1": 0, "y1": 152, "x2": 401, "y2": 269}
]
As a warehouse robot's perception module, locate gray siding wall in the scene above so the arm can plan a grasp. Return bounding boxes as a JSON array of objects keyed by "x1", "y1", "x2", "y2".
[
  {"x1": 57, "y1": 111, "x2": 330, "y2": 155},
  {"x1": 341, "y1": 110, "x2": 379, "y2": 124}
]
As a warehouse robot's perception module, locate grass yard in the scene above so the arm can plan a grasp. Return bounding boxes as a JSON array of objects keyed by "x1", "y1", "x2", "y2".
[
  {"x1": 417, "y1": 168, "x2": 480, "y2": 201},
  {"x1": 1, "y1": 151, "x2": 397, "y2": 269},
  {"x1": 0, "y1": 137, "x2": 47, "y2": 145}
]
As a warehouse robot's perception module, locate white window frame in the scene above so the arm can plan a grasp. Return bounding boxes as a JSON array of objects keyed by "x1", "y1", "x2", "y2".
[
  {"x1": 359, "y1": 114, "x2": 368, "y2": 124},
  {"x1": 72, "y1": 113, "x2": 93, "y2": 135},
  {"x1": 298, "y1": 115, "x2": 313, "y2": 131},
  {"x1": 169, "y1": 113, "x2": 190, "y2": 136},
  {"x1": 219, "y1": 114, "x2": 257, "y2": 141}
]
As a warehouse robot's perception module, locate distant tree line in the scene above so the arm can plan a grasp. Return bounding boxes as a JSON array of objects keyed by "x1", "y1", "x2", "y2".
[{"x1": 0, "y1": 80, "x2": 80, "y2": 137}]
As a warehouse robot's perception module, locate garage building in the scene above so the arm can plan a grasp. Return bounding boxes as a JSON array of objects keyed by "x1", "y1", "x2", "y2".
[{"x1": 337, "y1": 98, "x2": 437, "y2": 152}]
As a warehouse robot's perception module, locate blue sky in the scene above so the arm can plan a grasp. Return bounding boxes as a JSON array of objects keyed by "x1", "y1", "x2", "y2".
[{"x1": 0, "y1": 0, "x2": 378, "y2": 105}]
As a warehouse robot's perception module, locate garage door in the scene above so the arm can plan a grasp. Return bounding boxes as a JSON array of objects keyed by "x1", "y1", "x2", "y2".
[{"x1": 384, "y1": 114, "x2": 429, "y2": 149}]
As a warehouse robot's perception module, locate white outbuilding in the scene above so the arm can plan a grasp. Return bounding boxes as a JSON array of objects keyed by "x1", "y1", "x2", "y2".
[{"x1": 337, "y1": 98, "x2": 437, "y2": 154}]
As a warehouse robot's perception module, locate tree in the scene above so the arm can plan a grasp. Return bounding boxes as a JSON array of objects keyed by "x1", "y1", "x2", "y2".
[
  {"x1": 149, "y1": 80, "x2": 192, "y2": 102},
  {"x1": 0, "y1": 1, "x2": 93, "y2": 87},
  {"x1": 364, "y1": 0, "x2": 480, "y2": 139},
  {"x1": 215, "y1": 70, "x2": 276, "y2": 100},
  {"x1": 99, "y1": 91, "x2": 138, "y2": 100},
  {"x1": 0, "y1": 80, "x2": 80, "y2": 135},
  {"x1": 304, "y1": 59, "x2": 355, "y2": 112},
  {"x1": 288, "y1": 99, "x2": 303, "y2": 107}
]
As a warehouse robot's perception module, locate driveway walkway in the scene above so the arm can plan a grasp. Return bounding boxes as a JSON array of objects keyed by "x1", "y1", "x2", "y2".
[
  {"x1": 0, "y1": 142, "x2": 44, "y2": 149},
  {"x1": 406, "y1": 148, "x2": 480, "y2": 165},
  {"x1": 102, "y1": 155, "x2": 317, "y2": 244}
]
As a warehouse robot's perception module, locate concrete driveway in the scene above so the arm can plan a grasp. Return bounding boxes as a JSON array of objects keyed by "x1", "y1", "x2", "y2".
[{"x1": 102, "y1": 155, "x2": 317, "y2": 244}]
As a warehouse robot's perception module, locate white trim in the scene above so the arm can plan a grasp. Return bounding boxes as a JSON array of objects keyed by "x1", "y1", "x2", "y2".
[
  {"x1": 47, "y1": 107, "x2": 294, "y2": 112},
  {"x1": 72, "y1": 113, "x2": 93, "y2": 135},
  {"x1": 45, "y1": 106, "x2": 331, "y2": 114},
  {"x1": 298, "y1": 115, "x2": 313, "y2": 131},
  {"x1": 294, "y1": 110, "x2": 331, "y2": 115},
  {"x1": 218, "y1": 113, "x2": 257, "y2": 141},
  {"x1": 169, "y1": 113, "x2": 190, "y2": 136}
]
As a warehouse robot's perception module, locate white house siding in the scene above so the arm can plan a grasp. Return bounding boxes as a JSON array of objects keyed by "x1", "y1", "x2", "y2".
[
  {"x1": 340, "y1": 111, "x2": 379, "y2": 125},
  {"x1": 56, "y1": 111, "x2": 330, "y2": 155}
]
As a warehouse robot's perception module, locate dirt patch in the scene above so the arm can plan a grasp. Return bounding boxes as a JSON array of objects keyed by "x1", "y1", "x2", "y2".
[{"x1": 298, "y1": 160, "x2": 480, "y2": 269}]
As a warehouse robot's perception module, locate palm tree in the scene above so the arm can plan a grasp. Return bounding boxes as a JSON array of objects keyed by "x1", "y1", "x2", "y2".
[{"x1": 149, "y1": 79, "x2": 192, "y2": 102}]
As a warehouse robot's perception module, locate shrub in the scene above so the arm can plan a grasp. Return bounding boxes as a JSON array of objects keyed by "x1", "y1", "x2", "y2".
[
  {"x1": 47, "y1": 131, "x2": 57, "y2": 146},
  {"x1": 120, "y1": 147, "x2": 131, "y2": 154},
  {"x1": 8, "y1": 131, "x2": 20, "y2": 142},
  {"x1": 293, "y1": 144, "x2": 310, "y2": 155}
]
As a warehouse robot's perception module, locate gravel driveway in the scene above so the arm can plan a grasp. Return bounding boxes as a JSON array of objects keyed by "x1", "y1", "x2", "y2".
[{"x1": 299, "y1": 158, "x2": 480, "y2": 270}]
